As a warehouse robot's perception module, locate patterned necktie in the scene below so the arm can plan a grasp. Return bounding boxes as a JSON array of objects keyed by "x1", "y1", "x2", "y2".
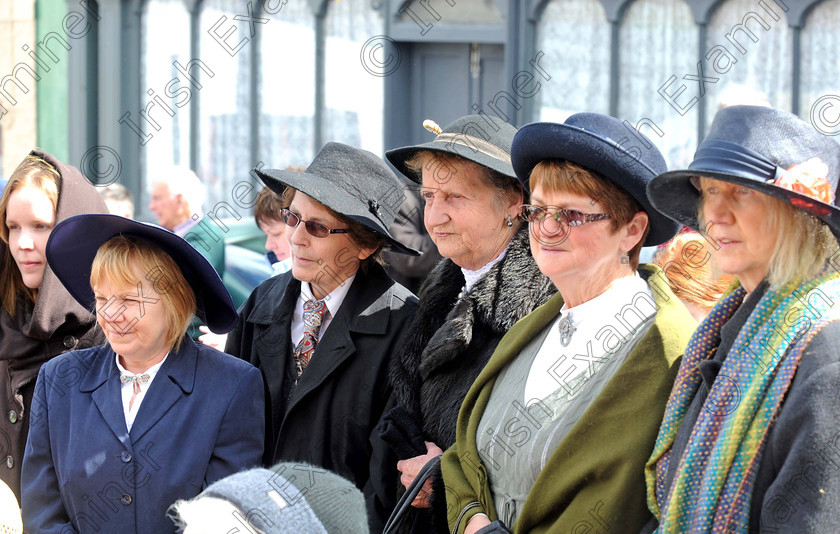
[
  {"x1": 121, "y1": 374, "x2": 150, "y2": 411},
  {"x1": 294, "y1": 299, "x2": 327, "y2": 376}
]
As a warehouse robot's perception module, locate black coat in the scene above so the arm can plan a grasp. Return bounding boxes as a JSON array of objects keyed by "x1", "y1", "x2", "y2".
[
  {"x1": 225, "y1": 264, "x2": 418, "y2": 532},
  {"x1": 388, "y1": 226, "x2": 555, "y2": 532}
]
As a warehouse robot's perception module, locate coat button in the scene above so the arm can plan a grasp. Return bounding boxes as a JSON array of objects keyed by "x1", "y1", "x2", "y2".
[
  {"x1": 120, "y1": 451, "x2": 132, "y2": 463},
  {"x1": 8, "y1": 411, "x2": 16, "y2": 424},
  {"x1": 120, "y1": 493, "x2": 132, "y2": 505},
  {"x1": 5, "y1": 456, "x2": 13, "y2": 469},
  {"x1": 63, "y1": 336, "x2": 76, "y2": 349}
]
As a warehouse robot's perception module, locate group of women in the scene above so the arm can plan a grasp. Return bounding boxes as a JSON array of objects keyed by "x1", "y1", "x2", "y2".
[{"x1": 1, "y1": 103, "x2": 839, "y2": 534}]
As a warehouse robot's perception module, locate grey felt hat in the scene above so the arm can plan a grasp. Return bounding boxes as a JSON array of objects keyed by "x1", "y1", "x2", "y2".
[
  {"x1": 386, "y1": 115, "x2": 519, "y2": 183},
  {"x1": 256, "y1": 142, "x2": 420, "y2": 256},
  {"x1": 194, "y1": 463, "x2": 368, "y2": 534}
]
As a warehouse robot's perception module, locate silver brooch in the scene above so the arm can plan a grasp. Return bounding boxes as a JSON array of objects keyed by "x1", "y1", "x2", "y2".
[{"x1": 558, "y1": 313, "x2": 576, "y2": 347}]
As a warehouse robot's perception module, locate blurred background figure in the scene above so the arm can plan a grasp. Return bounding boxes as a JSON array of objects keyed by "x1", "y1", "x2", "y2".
[
  {"x1": 0, "y1": 150, "x2": 107, "y2": 500},
  {"x1": 148, "y1": 166, "x2": 224, "y2": 277},
  {"x1": 652, "y1": 230, "x2": 734, "y2": 322},
  {"x1": 148, "y1": 166, "x2": 205, "y2": 232},
  {"x1": 383, "y1": 176, "x2": 443, "y2": 294},
  {"x1": 199, "y1": 185, "x2": 294, "y2": 350},
  {"x1": 98, "y1": 183, "x2": 135, "y2": 219},
  {"x1": 149, "y1": 167, "x2": 224, "y2": 339},
  {"x1": 170, "y1": 462, "x2": 369, "y2": 534},
  {"x1": 254, "y1": 185, "x2": 292, "y2": 274}
]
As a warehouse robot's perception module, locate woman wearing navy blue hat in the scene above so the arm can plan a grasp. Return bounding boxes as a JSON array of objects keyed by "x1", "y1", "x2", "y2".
[
  {"x1": 225, "y1": 142, "x2": 419, "y2": 532},
  {"x1": 440, "y1": 114, "x2": 696, "y2": 534},
  {"x1": 643, "y1": 106, "x2": 840, "y2": 533},
  {"x1": 21, "y1": 214, "x2": 264, "y2": 533}
]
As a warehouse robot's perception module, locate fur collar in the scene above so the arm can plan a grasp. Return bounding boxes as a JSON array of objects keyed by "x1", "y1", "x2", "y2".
[{"x1": 390, "y1": 226, "x2": 555, "y2": 416}]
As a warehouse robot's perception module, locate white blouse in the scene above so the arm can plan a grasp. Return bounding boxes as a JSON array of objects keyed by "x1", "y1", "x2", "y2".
[{"x1": 523, "y1": 273, "x2": 655, "y2": 402}]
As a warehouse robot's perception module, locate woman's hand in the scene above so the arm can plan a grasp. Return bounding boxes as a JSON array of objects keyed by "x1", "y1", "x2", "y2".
[
  {"x1": 396, "y1": 441, "x2": 444, "y2": 508},
  {"x1": 465, "y1": 514, "x2": 492, "y2": 533},
  {"x1": 198, "y1": 326, "x2": 228, "y2": 351}
]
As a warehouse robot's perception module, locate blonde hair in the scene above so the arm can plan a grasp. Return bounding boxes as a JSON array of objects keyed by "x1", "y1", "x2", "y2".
[
  {"x1": 698, "y1": 190, "x2": 839, "y2": 288},
  {"x1": 528, "y1": 160, "x2": 650, "y2": 269},
  {"x1": 653, "y1": 232, "x2": 734, "y2": 311},
  {"x1": 0, "y1": 155, "x2": 61, "y2": 315},
  {"x1": 90, "y1": 237, "x2": 196, "y2": 352}
]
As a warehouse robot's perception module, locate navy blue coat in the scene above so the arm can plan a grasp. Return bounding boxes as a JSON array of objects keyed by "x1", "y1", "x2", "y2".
[{"x1": 21, "y1": 336, "x2": 264, "y2": 533}]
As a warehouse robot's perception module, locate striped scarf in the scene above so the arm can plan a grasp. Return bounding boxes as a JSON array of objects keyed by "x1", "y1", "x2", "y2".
[{"x1": 645, "y1": 269, "x2": 840, "y2": 533}]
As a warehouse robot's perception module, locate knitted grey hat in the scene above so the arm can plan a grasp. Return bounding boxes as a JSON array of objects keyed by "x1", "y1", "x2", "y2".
[{"x1": 196, "y1": 463, "x2": 368, "y2": 534}]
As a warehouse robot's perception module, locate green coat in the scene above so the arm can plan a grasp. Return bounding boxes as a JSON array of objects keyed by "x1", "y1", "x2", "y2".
[
  {"x1": 182, "y1": 220, "x2": 226, "y2": 338},
  {"x1": 441, "y1": 265, "x2": 696, "y2": 534}
]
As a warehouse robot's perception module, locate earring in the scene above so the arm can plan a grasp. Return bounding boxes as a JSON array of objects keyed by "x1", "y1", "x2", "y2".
[
  {"x1": 506, "y1": 215, "x2": 513, "y2": 228},
  {"x1": 620, "y1": 252, "x2": 630, "y2": 265}
]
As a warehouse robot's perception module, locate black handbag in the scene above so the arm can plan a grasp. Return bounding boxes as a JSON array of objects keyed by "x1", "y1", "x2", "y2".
[{"x1": 382, "y1": 456, "x2": 441, "y2": 534}]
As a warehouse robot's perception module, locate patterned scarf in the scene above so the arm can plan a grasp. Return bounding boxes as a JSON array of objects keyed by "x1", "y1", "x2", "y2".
[{"x1": 645, "y1": 268, "x2": 840, "y2": 533}]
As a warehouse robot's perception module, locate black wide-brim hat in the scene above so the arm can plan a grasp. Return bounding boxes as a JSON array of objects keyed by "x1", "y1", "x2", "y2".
[
  {"x1": 511, "y1": 114, "x2": 678, "y2": 246},
  {"x1": 46, "y1": 214, "x2": 238, "y2": 333},
  {"x1": 647, "y1": 105, "x2": 840, "y2": 237},
  {"x1": 257, "y1": 142, "x2": 419, "y2": 256},
  {"x1": 386, "y1": 115, "x2": 518, "y2": 183}
]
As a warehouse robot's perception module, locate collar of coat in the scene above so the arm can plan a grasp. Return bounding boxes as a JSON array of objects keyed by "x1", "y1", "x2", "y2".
[
  {"x1": 243, "y1": 262, "x2": 412, "y2": 336},
  {"x1": 391, "y1": 226, "x2": 555, "y2": 413},
  {"x1": 77, "y1": 334, "x2": 199, "y2": 445},
  {"x1": 442, "y1": 264, "x2": 698, "y2": 534}
]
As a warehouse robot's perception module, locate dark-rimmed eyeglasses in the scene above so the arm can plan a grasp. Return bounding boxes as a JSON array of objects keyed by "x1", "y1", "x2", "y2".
[
  {"x1": 280, "y1": 209, "x2": 350, "y2": 238},
  {"x1": 519, "y1": 205, "x2": 611, "y2": 227}
]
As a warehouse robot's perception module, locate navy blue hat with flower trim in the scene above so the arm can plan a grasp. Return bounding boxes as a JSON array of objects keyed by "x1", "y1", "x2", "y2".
[
  {"x1": 647, "y1": 105, "x2": 840, "y2": 237},
  {"x1": 45, "y1": 214, "x2": 237, "y2": 333}
]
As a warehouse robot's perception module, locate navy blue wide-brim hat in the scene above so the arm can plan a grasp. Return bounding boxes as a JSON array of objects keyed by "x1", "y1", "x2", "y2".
[
  {"x1": 257, "y1": 142, "x2": 420, "y2": 256},
  {"x1": 512, "y1": 114, "x2": 678, "y2": 246},
  {"x1": 46, "y1": 214, "x2": 238, "y2": 333},
  {"x1": 386, "y1": 115, "x2": 519, "y2": 183},
  {"x1": 647, "y1": 105, "x2": 840, "y2": 237}
]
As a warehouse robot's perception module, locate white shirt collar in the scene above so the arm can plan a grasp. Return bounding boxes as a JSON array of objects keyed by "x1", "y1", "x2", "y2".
[
  {"x1": 115, "y1": 352, "x2": 169, "y2": 379},
  {"x1": 560, "y1": 272, "x2": 652, "y2": 328},
  {"x1": 300, "y1": 272, "x2": 356, "y2": 319},
  {"x1": 461, "y1": 247, "x2": 509, "y2": 293},
  {"x1": 173, "y1": 217, "x2": 200, "y2": 236}
]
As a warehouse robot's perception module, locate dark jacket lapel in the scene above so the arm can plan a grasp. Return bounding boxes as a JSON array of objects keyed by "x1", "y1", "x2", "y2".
[
  {"x1": 246, "y1": 274, "x2": 299, "y2": 365},
  {"x1": 285, "y1": 267, "x2": 395, "y2": 415},
  {"x1": 80, "y1": 344, "x2": 131, "y2": 449},
  {"x1": 128, "y1": 335, "x2": 197, "y2": 443}
]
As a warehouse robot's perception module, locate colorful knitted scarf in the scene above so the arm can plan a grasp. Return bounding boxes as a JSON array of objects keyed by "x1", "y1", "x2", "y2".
[{"x1": 645, "y1": 269, "x2": 840, "y2": 533}]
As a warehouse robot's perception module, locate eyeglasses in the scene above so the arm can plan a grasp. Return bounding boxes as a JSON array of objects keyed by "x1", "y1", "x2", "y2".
[
  {"x1": 519, "y1": 205, "x2": 611, "y2": 227},
  {"x1": 280, "y1": 209, "x2": 350, "y2": 238}
]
